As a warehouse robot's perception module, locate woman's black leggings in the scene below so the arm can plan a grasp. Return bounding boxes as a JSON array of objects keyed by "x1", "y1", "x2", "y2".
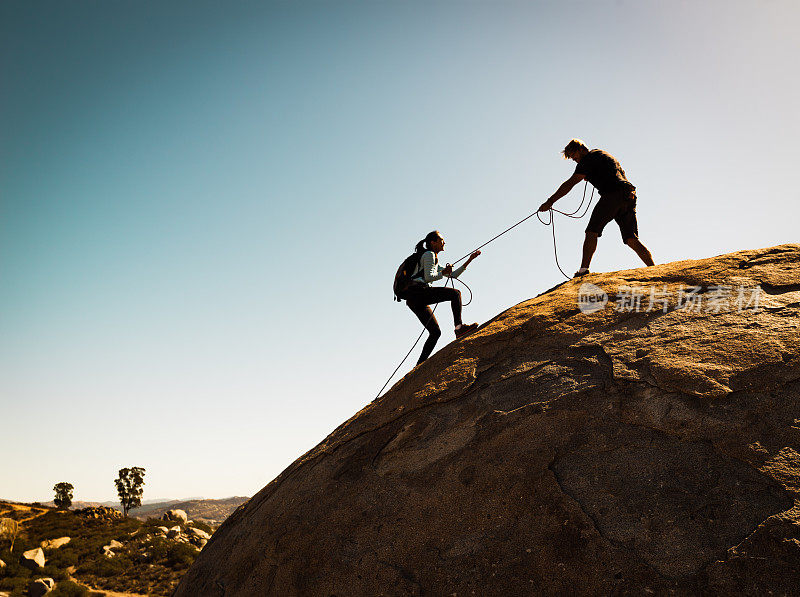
[{"x1": 406, "y1": 286, "x2": 463, "y2": 365}]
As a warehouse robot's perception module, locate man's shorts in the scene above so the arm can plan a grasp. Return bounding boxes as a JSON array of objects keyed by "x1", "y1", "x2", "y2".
[{"x1": 586, "y1": 187, "x2": 639, "y2": 242}]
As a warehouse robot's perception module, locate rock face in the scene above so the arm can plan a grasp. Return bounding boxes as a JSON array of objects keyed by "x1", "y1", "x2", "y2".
[{"x1": 176, "y1": 245, "x2": 800, "y2": 596}]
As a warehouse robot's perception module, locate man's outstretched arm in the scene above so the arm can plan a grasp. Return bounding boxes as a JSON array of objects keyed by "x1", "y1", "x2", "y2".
[{"x1": 539, "y1": 172, "x2": 585, "y2": 211}]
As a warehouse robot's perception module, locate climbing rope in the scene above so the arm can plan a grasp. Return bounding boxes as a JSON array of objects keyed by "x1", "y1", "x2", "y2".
[
  {"x1": 373, "y1": 276, "x2": 456, "y2": 399},
  {"x1": 535, "y1": 181, "x2": 595, "y2": 279},
  {"x1": 374, "y1": 182, "x2": 595, "y2": 399}
]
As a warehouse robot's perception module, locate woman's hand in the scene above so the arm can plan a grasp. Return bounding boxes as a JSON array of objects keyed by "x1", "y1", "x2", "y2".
[
  {"x1": 465, "y1": 250, "x2": 481, "y2": 266},
  {"x1": 443, "y1": 264, "x2": 453, "y2": 276}
]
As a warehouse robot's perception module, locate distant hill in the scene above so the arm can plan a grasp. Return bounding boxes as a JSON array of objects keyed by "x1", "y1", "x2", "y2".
[
  {"x1": 43, "y1": 500, "x2": 122, "y2": 511},
  {"x1": 129, "y1": 497, "x2": 249, "y2": 524},
  {"x1": 33, "y1": 497, "x2": 249, "y2": 525}
]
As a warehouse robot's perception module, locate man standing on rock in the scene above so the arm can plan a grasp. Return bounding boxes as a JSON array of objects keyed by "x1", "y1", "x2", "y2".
[{"x1": 539, "y1": 139, "x2": 655, "y2": 277}]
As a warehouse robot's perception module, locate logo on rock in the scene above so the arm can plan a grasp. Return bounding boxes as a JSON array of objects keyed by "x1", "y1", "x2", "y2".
[{"x1": 577, "y1": 283, "x2": 608, "y2": 313}]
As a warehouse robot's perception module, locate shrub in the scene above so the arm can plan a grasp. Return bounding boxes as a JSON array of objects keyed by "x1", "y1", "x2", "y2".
[
  {"x1": 40, "y1": 563, "x2": 68, "y2": 581},
  {"x1": 50, "y1": 580, "x2": 90, "y2": 596},
  {"x1": 78, "y1": 553, "x2": 134, "y2": 578},
  {"x1": 189, "y1": 520, "x2": 213, "y2": 534},
  {"x1": 0, "y1": 574, "x2": 29, "y2": 595},
  {"x1": 46, "y1": 547, "x2": 79, "y2": 569},
  {"x1": 166, "y1": 542, "x2": 197, "y2": 570},
  {"x1": 0, "y1": 547, "x2": 32, "y2": 579}
]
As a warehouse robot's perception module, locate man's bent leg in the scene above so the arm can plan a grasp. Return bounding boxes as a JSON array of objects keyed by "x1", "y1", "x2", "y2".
[{"x1": 625, "y1": 235, "x2": 655, "y2": 266}]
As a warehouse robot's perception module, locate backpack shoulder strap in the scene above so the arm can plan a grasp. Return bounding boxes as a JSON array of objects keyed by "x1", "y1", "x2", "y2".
[{"x1": 411, "y1": 251, "x2": 430, "y2": 280}]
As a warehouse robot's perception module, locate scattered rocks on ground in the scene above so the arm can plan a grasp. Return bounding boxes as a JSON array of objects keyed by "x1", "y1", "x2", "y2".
[
  {"x1": 75, "y1": 506, "x2": 123, "y2": 520},
  {"x1": 155, "y1": 526, "x2": 169, "y2": 535},
  {"x1": 40, "y1": 537, "x2": 71, "y2": 550},
  {"x1": 0, "y1": 558, "x2": 5, "y2": 569},
  {"x1": 167, "y1": 526, "x2": 181, "y2": 539},
  {"x1": 20, "y1": 547, "x2": 45, "y2": 570},
  {"x1": 102, "y1": 540, "x2": 124, "y2": 558},
  {"x1": 28, "y1": 578, "x2": 54, "y2": 597}
]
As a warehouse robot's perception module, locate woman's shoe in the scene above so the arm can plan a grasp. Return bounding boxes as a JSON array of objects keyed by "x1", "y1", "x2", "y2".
[{"x1": 455, "y1": 323, "x2": 479, "y2": 339}]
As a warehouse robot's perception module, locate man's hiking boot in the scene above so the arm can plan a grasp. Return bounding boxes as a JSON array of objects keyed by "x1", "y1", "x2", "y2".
[
  {"x1": 574, "y1": 267, "x2": 590, "y2": 278},
  {"x1": 455, "y1": 323, "x2": 479, "y2": 339}
]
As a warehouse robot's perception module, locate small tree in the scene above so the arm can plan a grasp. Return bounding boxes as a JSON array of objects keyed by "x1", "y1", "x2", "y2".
[
  {"x1": 115, "y1": 466, "x2": 146, "y2": 517},
  {"x1": 0, "y1": 517, "x2": 19, "y2": 552},
  {"x1": 53, "y1": 482, "x2": 74, "y2": 509}
]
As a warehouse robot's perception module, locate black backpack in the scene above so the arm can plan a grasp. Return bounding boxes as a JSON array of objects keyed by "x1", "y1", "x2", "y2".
[{"x1": 393, "y1": 252, "x2": 424, "y2": 302}]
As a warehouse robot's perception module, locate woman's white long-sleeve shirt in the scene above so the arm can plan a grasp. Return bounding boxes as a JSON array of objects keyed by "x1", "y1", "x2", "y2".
[{"x1": 412, "y1": 251, "x2": 467, "y2": 286}]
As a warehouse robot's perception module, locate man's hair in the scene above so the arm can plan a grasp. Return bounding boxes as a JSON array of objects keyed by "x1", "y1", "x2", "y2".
[{"x1": 562, "y1": 138, "x2": 588, "y2": 159}]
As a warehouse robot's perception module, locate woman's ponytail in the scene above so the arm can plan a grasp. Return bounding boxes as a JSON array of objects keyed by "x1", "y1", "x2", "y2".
[{"x1": 416, "y1": 230, "x2": 440, "y2": 253}]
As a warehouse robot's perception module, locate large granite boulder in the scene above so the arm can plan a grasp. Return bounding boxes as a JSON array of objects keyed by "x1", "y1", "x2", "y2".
[
  {"x1": 176, "y1": 244, "x2": 800, "y2": 596},
  {"x1": 187, "y1": 527, "x2": 211, "y2": 540},
  {"x1": 163, "y1": 509, "x2": 188, "y2": 524},
  {"x1": 187, "y1": 526, "x2": 211, "y2": 548},
  {"x1": 28, "y1": 578, "x2": 54, "y2": 597},
  {"x1": 20, "y1": 547, "x2": 45, "y2": 570},
  {"x1": 40, "y1": 537, "x2": 70, "y2": 550}
]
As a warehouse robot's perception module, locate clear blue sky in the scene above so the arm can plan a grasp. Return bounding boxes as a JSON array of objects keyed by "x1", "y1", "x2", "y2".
[{"x1": 2, "y1": 0, "x2": 798, "y2": 502}]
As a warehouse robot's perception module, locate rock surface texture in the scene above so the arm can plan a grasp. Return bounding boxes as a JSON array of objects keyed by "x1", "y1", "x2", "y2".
[{"x1": 176, "y1": 245, "x2": 800, "y2": 596}]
